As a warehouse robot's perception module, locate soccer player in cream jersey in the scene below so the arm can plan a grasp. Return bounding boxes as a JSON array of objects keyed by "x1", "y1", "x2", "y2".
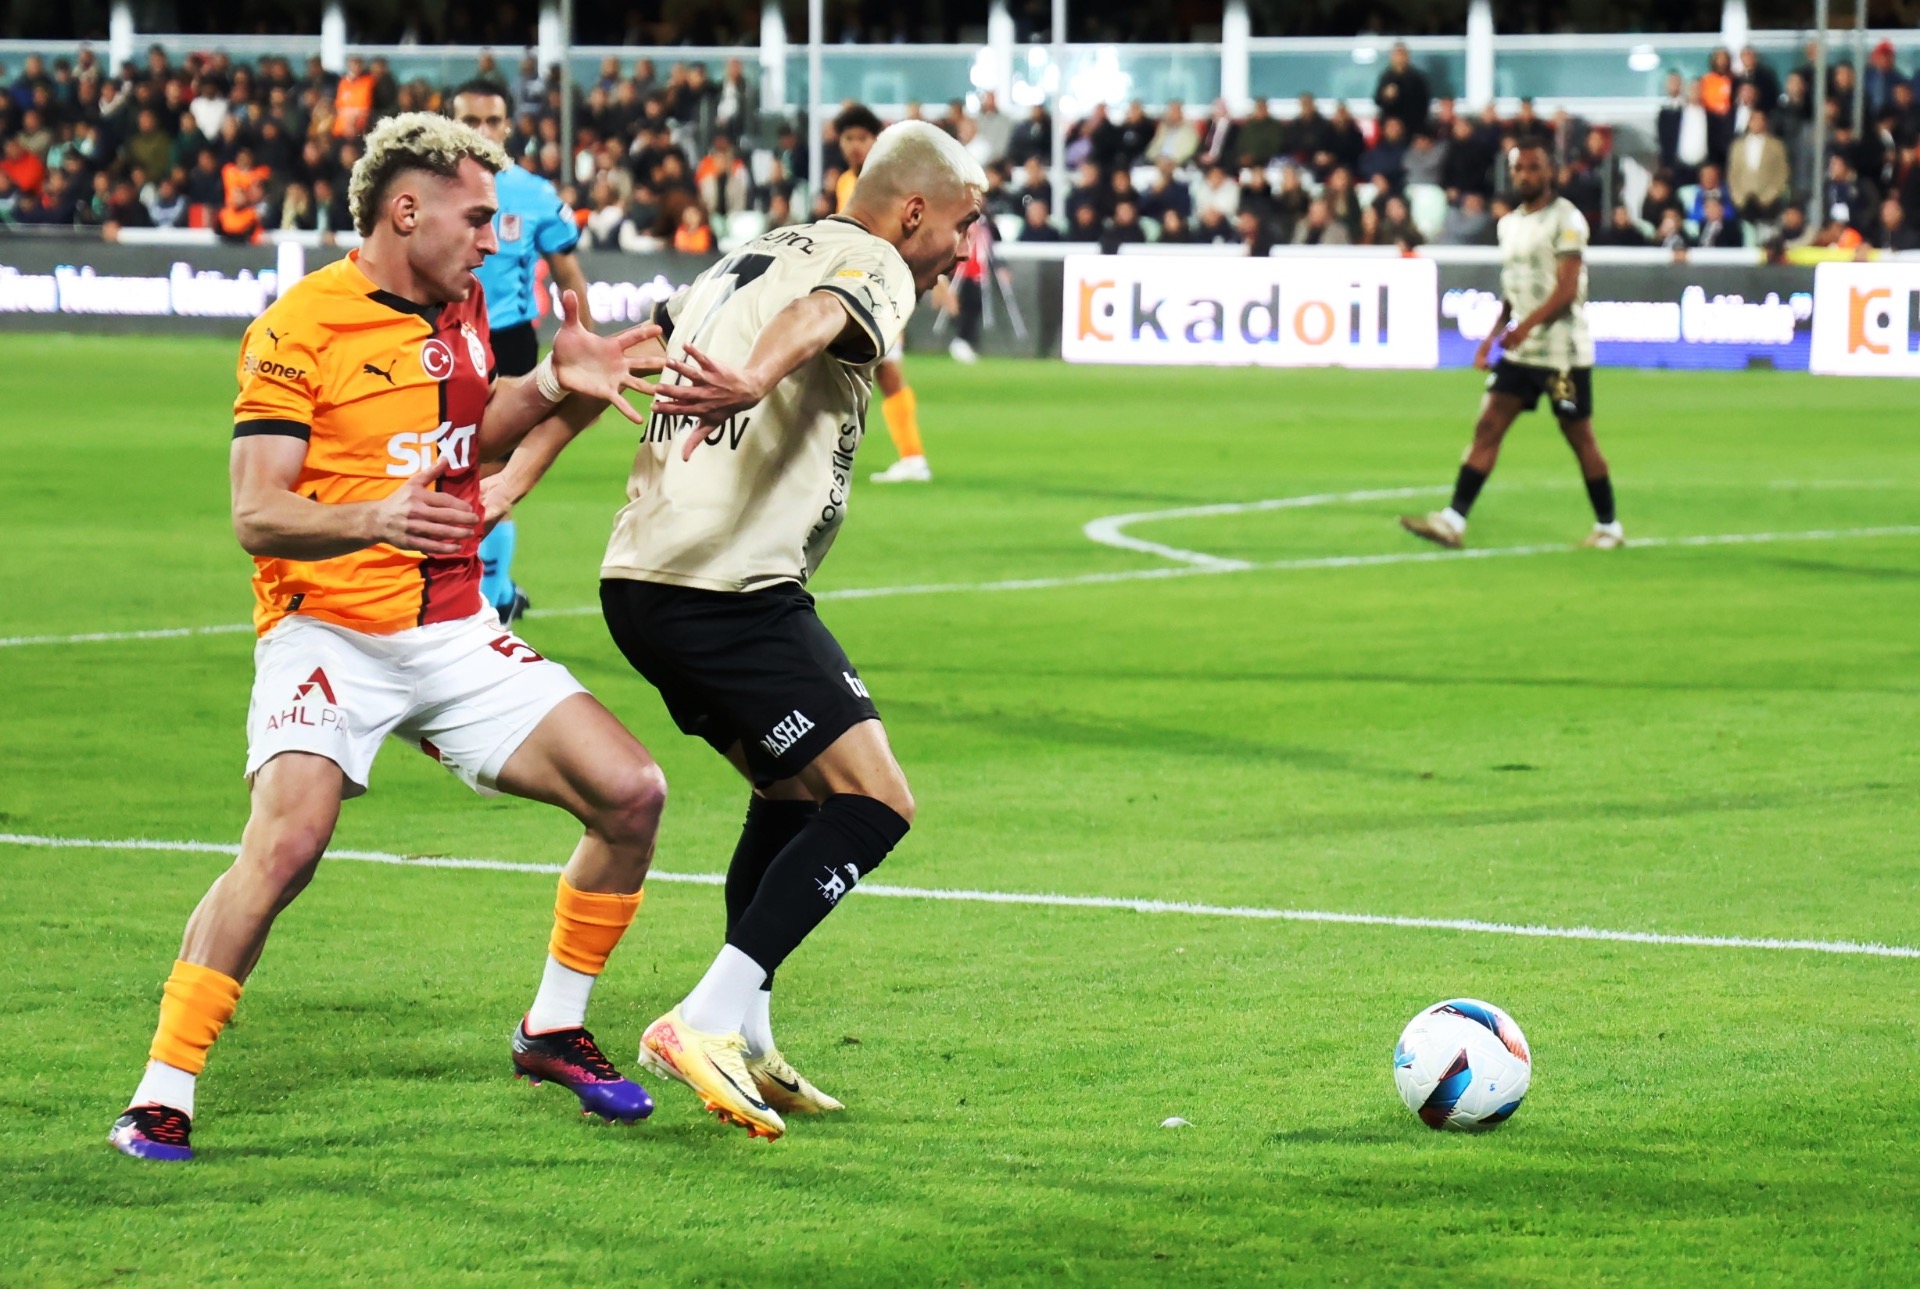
[
  {"x1": 490, "y1": 121, "x2": 984, "y2": 1139},
  {"x1": 1401, "y1": 140, "x2": 1623, "y2": 551}
]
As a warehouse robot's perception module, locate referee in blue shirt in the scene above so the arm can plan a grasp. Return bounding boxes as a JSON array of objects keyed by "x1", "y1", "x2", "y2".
[{"x1": 452, "y1": 80, "x2": 592, "y2": 624}]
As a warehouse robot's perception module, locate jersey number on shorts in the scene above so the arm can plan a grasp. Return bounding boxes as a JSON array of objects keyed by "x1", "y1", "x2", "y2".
[{"x1": 489, "y1": 634, "x2": 545, "y2": 663}]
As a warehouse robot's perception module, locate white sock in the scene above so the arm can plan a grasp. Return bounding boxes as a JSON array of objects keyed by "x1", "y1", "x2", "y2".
[
  {"x1": 742, "y1": 988, "x2": 776, "y2": 1059},
  {"x1": 525, "y1": 955, "x2": 597, "y2": 1033},
  {"x1": 1441, "y1": 507, "x2": 1468, "y2": 532},
  {"x1": 679, "y1": 944, "x2": 768, "y2": 1035},
  {"x1": 131, "y1": 1060, "x2": 197, "y2": 1118}
]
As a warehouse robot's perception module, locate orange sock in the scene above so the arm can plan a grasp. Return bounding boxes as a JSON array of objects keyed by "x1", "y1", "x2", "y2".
[
  {"x1": 549, "y1": 879, "x2": 643, "y2": 974},
  {"x1": 881, "y1": 387, "x2": 924, "y2": 460},
  {"x1": 148, "y1": 960, "x2": 243, "y2": 1076}
]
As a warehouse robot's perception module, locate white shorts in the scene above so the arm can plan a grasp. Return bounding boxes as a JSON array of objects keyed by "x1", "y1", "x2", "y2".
[{"x1": 244, "y1": 610, "x2": 588, "y2": 798}]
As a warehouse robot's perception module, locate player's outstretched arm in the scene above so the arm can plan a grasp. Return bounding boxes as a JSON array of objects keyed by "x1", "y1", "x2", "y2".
[
  {"x1": 231, "y1": 435, "x2": 477, "y2": 559},
  {"x1": 477, "y1": 291, "x2": 662, "y2": 459},
  {"x1": 656, "y1": 292, "x2": 859, "y2": 458},
  {"x1": 479, "y1": 394, "x2": 604, "y2": 526}
]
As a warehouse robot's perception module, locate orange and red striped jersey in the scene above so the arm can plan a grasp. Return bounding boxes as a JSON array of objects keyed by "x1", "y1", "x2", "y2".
[{"x1": 233, "y1": 251, "x2": 494, "y2": 637}]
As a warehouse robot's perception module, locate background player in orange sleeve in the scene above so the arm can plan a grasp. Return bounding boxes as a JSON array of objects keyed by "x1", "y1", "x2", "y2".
[
  {"x1": 111, "y1": 113, "x2": 671, "y2": 1163},
  {"x1": 835, "y1": 104, "x2": 933, "y2": 483}
]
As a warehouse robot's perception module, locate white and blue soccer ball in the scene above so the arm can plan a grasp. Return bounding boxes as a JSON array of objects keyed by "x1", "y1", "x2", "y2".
[{"x1": 1393, "y1": 998, "x2": 1532, "y2": 1131}]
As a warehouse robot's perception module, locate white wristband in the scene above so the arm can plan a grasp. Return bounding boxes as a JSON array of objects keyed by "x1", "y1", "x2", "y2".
[{"x1": 533, "y1": 354, "x2": 563, "y2": 403}]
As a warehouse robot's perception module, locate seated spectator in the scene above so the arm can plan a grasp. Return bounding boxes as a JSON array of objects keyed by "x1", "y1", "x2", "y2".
[
  {"x1": 1270, "y1": 166, "x2": 1309, "y2": 239},
  {"x1": 1358, "y1": 117, "x2": 1409, "y2": 190},
  {"x1": 1441, "y1": 115, "x2": 1494, "y2": 200},
  {"x1": 1, "y1": 136, "x2": 47, "y2": 196},
  {"x1": 765, "y1": 191, "x2": 794, "y2": 230},
  {"x1": 1064, "y1": 160, "x2": 1109, "y2": 227},
  {"x1": 585, "y1": 177, "x2": 625, "y2": 248},
  {"x1": 1157, "y1": 207, "x2": 1190, "y2": 243},
  {"x1": 269, "y1": 181, "x2": 316, "y2": 231},
  {"x1": 311, "y1": 176, "x2": 352, "y2": 233},
  {"x1": 1109, "y1": 167, "x2": 1141, "y2": 217},
  {"x1": 1873, "y1": 195, "x2": 1920, "y2": 251},
  {"x1": 1193, "y1": 206, "x2": 1237, "y2": 244},
  {"x1": 1822, "y1": 152, "x2": 1879, "y2": 235},
  {"x1": 1326, "y1": 102, "x2": 1366, "y2": 173},
  {"x1": 1376, "y1": 193, "x2": 1423, "y2": 249},
  {"x1": 695, "y1": 132, "x2": 749, "y2": 217},
  {"x1": 1322, "y1": 166, "x2": 1362, "y2": 239},
  {"x1": 1191, "y1": 162, "x2": 1240, "y2": 222},
  {"x1": 982, "y1": 161, "x2": 1020, "y2": 217},
  {"x1": 672, "y1": 204, "x2": 714, "y2": 253},
  {"x1": 1591, "y1": 204, "x2": 1651, "y2": 247},
  {"x1": 14, "y1": 170, "x2": 76, "y2": 224},
  {"x1": 1357, "y1": 205, "x2": 1382, "y2": 245},
  {"x1": 120, "y1": 108, "x2": 172, "y2": 183},
  {"x1": 1100, "y1": 199, "x2": 1147, "y2": 254},
  {"x1": 1654, "y1": 207, "x2": 1692, "y2": 250},
  {"x1": 1115, "y1": 100, "x2": 1153, "y2": 168},
  {"x1": 1438, "y1": 190, "x2": 1496, "y2": 245},
  {"x1": 1696, "y1": 195, "x2": 1744, "y2": 247},
  {"x1": 222, "y1": 147, "x2": 271, "y2": 207},
  {"x1": 215, "y1": 183, "x2": 262, "y2": 243},
  {"x1": 1641, "y1": 174, "x2": 1684, "y2": 227},
  {"x1": 102, "y1": 178, "x2": 152, "y2": 229},
  {"x1": 1292, "y1": 196, "x2": 1351, "y2": 246},
  {"x1": 1194, "y1": 98, "x2": 1238, "y2": 170},
  {"x1": 184, "y1": 147, "x2": 224, "y2": 207},
  {"x1": 1007, "y1": 104, "x2": 1051, "y2": 167},
  {"x1": 1239, "y1": 208, "x2": 1275, "y2": 257},
  {"x1": 1137, "y1": 156, "x2": 1192, "y2": 223},
  {"x1": 1146, "y1": 100, "x2": 1198, "y2": 167},
  {"x1": 1069, "y1": 202, "x2": 1103, "y2": 241},
  {"x1": 1020, "y1": 198, "x2": 1063, "y2": 242},
  {"x1": 1766, "y1": 204, "x2": 1815, "y2": 255},
  {"x1": 1236, "y1": 98, "x2": 1285, "y2": 169},
  {"x1": 1285, "y1": 93, "x2": 1335, "y2": 170},
  {"x1": 1688, "y1": 162, "x2": 1733, "y2": 221},
  {"x1": 1403, "y1": 129, "x2": 1448, "y2": 188},
  {"x1": 1728, "y1": 110, "x2": 1789, "y2": 222}
]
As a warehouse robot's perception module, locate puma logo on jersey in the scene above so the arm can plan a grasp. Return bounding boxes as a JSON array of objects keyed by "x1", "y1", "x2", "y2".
[
  {"x1": 363, "y1": 360, "x2": 396, "y2": 384},
  {"x1": 760, "y1": 709, "x2": 815, "y2": 758},
  {"x1": 264, "y1": 326, "x2": 282, "y2": 349}
]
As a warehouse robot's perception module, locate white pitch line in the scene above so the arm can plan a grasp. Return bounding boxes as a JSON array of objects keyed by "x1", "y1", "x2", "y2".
[
  {"x1": 7, "y1": 523, "x2": 1920, "y2": 650},
  {"x1": 3, "y1": 832, "x2": 1915, "y2": 961}
]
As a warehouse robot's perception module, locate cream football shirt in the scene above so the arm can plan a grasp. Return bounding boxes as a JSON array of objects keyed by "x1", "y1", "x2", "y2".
[
  {"x1": 1497, "y1": 195, "x2": 1593, "y2": 370},
  {"x1": 601, "y1": 216, "x2": 917, "y2": 593}
]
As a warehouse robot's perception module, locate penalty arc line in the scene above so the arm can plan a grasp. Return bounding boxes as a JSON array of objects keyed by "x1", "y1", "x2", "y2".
[
  {"x1": 2, "y1": 832, "x2": 1916, "y2": 961},
  {"x1": 5, "y1": 523, "x2": 1920, "y2": 649}
]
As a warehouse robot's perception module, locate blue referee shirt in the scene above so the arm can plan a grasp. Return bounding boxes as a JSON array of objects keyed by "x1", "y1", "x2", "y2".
[{"x1": 475, "y1": 164, "x2": 581, "y2": 331}]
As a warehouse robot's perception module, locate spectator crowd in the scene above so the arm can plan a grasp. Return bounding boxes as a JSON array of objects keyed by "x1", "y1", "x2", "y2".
[{"x1": 3, "y1": 37, "x2": 1919, "y2": 258}]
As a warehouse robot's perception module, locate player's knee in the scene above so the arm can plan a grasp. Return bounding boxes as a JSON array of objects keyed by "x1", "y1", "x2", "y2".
[
  {"x1": 245, "y1": 819, "x2": 331, "y2": 895},
  {"x1": 596, "y1": 760, "x2": 668, "y2": 846},
  {"x1": 869, "y1": 777, "x2": 915, "y2": 828}
]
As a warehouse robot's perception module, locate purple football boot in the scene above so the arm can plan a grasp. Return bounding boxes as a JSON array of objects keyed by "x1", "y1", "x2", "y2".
[
  {"x1": 512, "y1": 1020, "x2": 654, "y2": 1123},
  {"x1": 109, "y1": 1104, "x2": 194, "y2": 1161}
]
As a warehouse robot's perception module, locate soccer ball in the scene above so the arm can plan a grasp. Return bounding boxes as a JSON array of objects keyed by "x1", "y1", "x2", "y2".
[{"x1": 1392, "y1": 998, "x2": 1532, "y2": 1131}]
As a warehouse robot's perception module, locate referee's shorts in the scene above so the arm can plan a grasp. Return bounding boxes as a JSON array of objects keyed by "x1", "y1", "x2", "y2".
[{"x1": 492, "y1": 321, "x2": 540, "y2": 378}]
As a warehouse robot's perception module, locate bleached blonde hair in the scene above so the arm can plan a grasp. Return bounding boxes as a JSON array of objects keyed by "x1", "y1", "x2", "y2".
[
  {"x1": 349, "y1": 111, "x2": 508, "y2": 237},
  {"x1": 853, "y1": 120, "x2": 988, "y2": 206}
]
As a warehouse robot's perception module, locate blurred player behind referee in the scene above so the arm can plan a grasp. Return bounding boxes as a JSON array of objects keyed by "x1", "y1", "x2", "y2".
[
  {"x1": 452, "y1": 81, "x2": 595, "y2": 622},
  {"x1": 1400, "y1": 139, "x2": 1623, "y2": 551}
]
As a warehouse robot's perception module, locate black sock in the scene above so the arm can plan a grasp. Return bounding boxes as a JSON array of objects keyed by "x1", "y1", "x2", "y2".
[
  {"x1": 1585, "y1": 474, "x2": 1616, "y2": 525},
  {"x1": 725, "y1": 797, "x2": 819, "y2": 990},
  {"x1": 726, "y1": 794, "x2": 910, "y2": 976},
  {"x1": 1450, "y1": 464, "x2": 1489, "y2": 518}
]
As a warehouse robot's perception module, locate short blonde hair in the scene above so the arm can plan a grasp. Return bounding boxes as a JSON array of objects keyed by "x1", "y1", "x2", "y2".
[
  {"x1": 854, "y1": 120, "x2": 987, "y2": 206},
  {"x1": 349, "y1": 111, "x2": 507, "y2": 237}
]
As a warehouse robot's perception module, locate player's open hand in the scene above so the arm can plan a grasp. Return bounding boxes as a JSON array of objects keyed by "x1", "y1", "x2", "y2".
[
  {"x1": 548, "y1": 290, "x2": 666, "y2": 425},
  {"x1": 651, "y1": 342, "x2": 766, "y2": 459},
  {"x1": 374, "y1": 454, "x2": 477, "y2": 555}
]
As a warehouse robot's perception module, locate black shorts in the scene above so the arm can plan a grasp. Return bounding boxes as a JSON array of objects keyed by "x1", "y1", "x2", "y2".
[
  {"x1": 600, "y1": 578, "x2": 880, "y2": 786},
  {"x1": 492, "y1": 321, "x2": 540, "y2": 378},
  {"x1": 1488, "y1": 360, "x2": 1593, "y2": 421}
]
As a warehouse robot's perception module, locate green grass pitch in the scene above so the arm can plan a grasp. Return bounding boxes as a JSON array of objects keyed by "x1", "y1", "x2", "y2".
[{"x1": 3, "y1": 336, "x2": 1919, "y2": 1285}]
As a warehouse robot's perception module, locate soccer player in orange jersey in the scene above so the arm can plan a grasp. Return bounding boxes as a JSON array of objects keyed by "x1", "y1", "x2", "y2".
[
  {"x1": 111, "y1": 114, "x2": 669, "y2": 1162},
  {"x1": 835, "y1": 104, "x2": 932, "y2": 483}
]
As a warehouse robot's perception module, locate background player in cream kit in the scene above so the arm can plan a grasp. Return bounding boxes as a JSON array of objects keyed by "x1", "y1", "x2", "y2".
[
  {"x1": 1400, "y1": 139, "x2": 1622, "y2": 552},
  {"x1": 490, "y1": 120, "x2": 985, "y2": 1140}
]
